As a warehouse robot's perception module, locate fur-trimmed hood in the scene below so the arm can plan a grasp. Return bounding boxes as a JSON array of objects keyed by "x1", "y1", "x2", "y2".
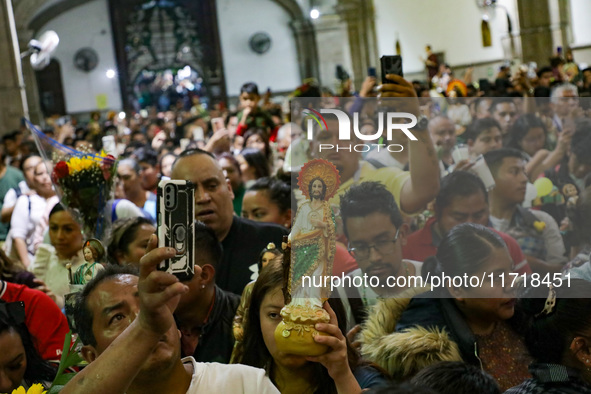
[{"x1": 359, "y1": 286, "x2": 462, "y2": 380}]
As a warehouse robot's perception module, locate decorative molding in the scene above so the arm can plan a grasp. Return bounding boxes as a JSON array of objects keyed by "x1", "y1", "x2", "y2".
[
  {"x1": 28, "y1": 0, "x2": 92, "y2": 32},
  {"x1": 272, "y1": 0, "x2": 320, "y2": 83},
  {"x1": 272, "y1": 0, "x2": 305, "y2": 19}
]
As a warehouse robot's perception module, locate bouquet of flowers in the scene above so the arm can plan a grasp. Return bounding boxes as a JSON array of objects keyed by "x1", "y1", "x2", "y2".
[{"x1": 28, "y1": 120, "x2": 117, "y2": 241}]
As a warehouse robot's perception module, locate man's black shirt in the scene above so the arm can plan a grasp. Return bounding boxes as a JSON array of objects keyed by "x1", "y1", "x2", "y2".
[{"x1": 218, "y1": 216, "x2": 288, "y2": 295}]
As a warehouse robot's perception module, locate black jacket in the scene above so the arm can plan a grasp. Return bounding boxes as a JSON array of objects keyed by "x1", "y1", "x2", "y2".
[
  {"x1": 188, "y1": 285, "x2": 240, "y2": 363},
  {"x1": 219, "y1": 216, "x2": 288, "y2": 295}
]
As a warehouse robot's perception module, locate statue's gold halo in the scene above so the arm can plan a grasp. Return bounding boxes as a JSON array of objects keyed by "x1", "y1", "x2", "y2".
[{"x1": 297, "y1": 159, "x2": 341, "y2": 200}]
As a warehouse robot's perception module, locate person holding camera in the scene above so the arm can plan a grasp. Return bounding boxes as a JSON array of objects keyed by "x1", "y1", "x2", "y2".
[{"x1": 62, "y1": 235, "x2": 279, "y2": 394}]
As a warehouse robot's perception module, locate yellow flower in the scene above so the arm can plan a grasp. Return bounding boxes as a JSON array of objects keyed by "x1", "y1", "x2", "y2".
[
  {"x1": 10, "y1": 385, "x2": 46, "y2": 394},
  {"x1": 533, "y1": 221, "x2": 546, "y2": 233},
  {"x1": 68, "y1": 156, "x2": 96, "y2": 173},
  {"x1": 68, "y1": 156, "x2": 82, "y2": 172},
  {"x1": 27, "y1": 384, "x2": 47, "y2": 394},
  {"x1": 80, "y1": 156, "x2": 95, "y2": 170}
]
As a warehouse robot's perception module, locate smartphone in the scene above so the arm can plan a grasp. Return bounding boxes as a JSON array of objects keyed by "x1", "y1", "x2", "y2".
[
  {"x1": 380, "y1": 55, "x2": 403, "y2": 83},
  {"x1": 56, "y1": 115, "x2": 71, "y2": 127},
  {"x1": 157, "y1": 179, "x2": 195, "y2": 281},
  {"x1": 102, "y1": 135, "x2": 117, "y2": 157},
  {"x1": 180, "y1": 138, "x2": 191, "y2": 151},
  {"x1": 336, "y1": 65, "x2": 349, "y2": 81},
  {"x1": 368, "y1": 67, "x2": 377, "y2": 77},
  {"x1": 211, "y1": 117, "x2": 224, "y2": 132}
]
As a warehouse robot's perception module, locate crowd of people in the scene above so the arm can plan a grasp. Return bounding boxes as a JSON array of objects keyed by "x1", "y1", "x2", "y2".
[{"x1": 0, "y1": 49, "x2": 590, "y2": 394}]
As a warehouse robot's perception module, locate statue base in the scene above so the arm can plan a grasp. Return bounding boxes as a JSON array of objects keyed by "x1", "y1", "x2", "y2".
[{"x1": 273, "y1": 298, "x2": 331, "y2": 356}]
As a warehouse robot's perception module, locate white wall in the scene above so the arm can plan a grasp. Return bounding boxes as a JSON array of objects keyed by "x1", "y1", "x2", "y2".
[
  {"x1": 217, "y1": 0, "x2": 301, "y2": 97},
  {"x1": 373, "y1": 0, "x2": 517, "y2": 75},
  {"x1": 38, "y1": 0, "x2": 121, "y2": 114},
  {"x1": 570, "y1": 0, "x2": 591, "y2": 46}
]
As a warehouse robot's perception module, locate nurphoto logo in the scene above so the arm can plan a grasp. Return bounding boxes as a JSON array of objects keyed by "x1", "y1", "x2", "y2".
[{"x1": 303, "y1": 106, "x2": 418, "y2": 153}]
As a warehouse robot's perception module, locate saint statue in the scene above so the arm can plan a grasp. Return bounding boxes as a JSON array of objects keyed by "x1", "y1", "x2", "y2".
[
  {"x1": 274, "y1": 159, "x2": 340, "y2": 356},
  {"x1": 72, "y1": 238, "x2": 105, "y2": 285}
]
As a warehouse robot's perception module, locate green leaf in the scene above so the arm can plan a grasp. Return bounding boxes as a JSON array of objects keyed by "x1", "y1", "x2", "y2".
[
  {"x1": 50, "y1": 332, "x2": 84, "y2": 391},
  {"x1": 48, "y1": 384, "x2": 64, "y2": 394},
  {"x1": 54, "y1": 332, "x2": 73, "y2": 377},
  {"x1": 53, "y1": 372, "x2": 77, "y2": 386}
]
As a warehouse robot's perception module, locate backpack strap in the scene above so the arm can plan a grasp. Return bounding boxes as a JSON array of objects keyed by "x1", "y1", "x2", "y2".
[{"x1": 365, "y1": 158, "x2": 385, "y2": 169}]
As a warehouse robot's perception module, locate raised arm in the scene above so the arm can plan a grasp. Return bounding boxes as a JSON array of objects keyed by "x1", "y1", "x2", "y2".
[
  {"x1": 61, "y1": 236, "x2": 189, "y2": 394},
  {"x1": 378, "y1": 75, "x2": 440, "y2": 214}
]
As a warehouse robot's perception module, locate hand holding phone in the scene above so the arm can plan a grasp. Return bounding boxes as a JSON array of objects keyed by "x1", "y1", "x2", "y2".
[
  {"x1": 211, "y1": 117, "x2": 225, "y2": 133},
  {"x1": 157, "y1": 180, "x2": 195, "y2": 281},
  {"x1": 381, "y1": 55, "x2": 403, "y2": 84}
]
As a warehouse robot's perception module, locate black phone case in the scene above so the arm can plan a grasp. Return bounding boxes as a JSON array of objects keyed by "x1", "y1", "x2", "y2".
[
  {"x1": 157, "y1": 180, "x2": 195, "y2": 281},
  {"x1": 381, "y1": 55, "x2": 403, "y2": 83}
]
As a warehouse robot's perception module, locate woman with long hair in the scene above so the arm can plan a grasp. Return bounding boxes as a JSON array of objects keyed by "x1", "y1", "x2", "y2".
[
  {"x1": 7, "y1": 160, "x2": 58, "y2": 268},
  {"x1": 239, "y1": 259, "x2": 387, "y2": 393},
  {"x1": 237, "y1": 148, "x2": 271, "y2": 188},
  {"x1": 0, "y1": 301, "x2": 57, "y2": 392},
  {"x1": 505, "y1": 114, "x2": 549, "y2": 159},
  {"x1": 30, "y1": 203, "x2": 84, "y2": 308},
  {"x1": 244, "y1": 127, "x2": 272, "y2": 162}
]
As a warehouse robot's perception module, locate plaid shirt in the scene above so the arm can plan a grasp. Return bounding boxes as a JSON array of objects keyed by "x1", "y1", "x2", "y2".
[{"x1": 504, "y1": 363, "x2": 591, "y2": 393}]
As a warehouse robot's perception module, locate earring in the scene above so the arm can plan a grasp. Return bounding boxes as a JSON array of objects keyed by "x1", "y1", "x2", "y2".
[{"x1": 201, "y1": 284, "x2": 205, "y2": 289}]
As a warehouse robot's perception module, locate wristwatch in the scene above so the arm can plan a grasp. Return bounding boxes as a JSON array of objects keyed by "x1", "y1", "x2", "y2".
[{"x1": 414, "y1": 115, "x2": 429, "y2": 131}]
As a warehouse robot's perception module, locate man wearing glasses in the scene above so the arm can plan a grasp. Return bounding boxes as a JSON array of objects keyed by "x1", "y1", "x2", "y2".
[{"x1": 337, "y1": 181, "x2": 422, "y2": 327}]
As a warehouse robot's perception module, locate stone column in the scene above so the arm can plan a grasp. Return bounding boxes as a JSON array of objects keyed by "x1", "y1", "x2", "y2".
[
  {"x1": 290, "y1": 17, "x2": 321, "y2": 83},
  {"x1": 517, "y1": 0, "x2": 554, "y2": 65},
  {"x1": 0, "y1": 0, "x2": 27, "y2": 132},
  {"x1": 517, "y1": 0, "x2": 553, "y2": 65},
  {"x1": 549, "y1": 0, "x2": 573, "y2": 50},
  {"x1": 335, "y1": 0, "x2": 378, "y2": 90},
  {"x1": 516, "y1": 0, "x2": 574, "y2": 65}
]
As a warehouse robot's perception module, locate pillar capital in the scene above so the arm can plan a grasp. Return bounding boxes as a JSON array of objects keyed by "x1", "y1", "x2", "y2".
[{"x1": 334, "y1": 0, "x2": 378, "y2": 90}]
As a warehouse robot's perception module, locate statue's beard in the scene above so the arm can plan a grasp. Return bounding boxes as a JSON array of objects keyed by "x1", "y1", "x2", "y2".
[{"x1": 312, "y1": 191, "x2": 324, "y2": 200}]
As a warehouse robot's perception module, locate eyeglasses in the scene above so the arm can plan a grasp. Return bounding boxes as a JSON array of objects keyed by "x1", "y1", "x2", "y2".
[{"x1": 348, "y1": 229, "x2": 400, "y2": 261}]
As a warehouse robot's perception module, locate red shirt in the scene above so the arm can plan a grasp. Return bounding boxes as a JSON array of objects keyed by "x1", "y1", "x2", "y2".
[
  {"x1": 332, "y1": 242, "x2": 359, "y2": 276},
  {"x1": 403, "y1": 217, "x2": 531, "y2": 274},
  {"x1": 1, "y1": 280, "x2": 70, "y2": 361}
]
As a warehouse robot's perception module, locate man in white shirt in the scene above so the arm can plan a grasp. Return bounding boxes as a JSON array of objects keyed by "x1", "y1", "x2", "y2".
[{"x1": 62, "y1": 236, "x2": 279, "y2": 394}]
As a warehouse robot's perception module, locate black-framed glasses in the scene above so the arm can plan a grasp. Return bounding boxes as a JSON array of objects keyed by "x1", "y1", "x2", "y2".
[{"x1": 348, "y1": 228, "x2": 400, "y2": 261}]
